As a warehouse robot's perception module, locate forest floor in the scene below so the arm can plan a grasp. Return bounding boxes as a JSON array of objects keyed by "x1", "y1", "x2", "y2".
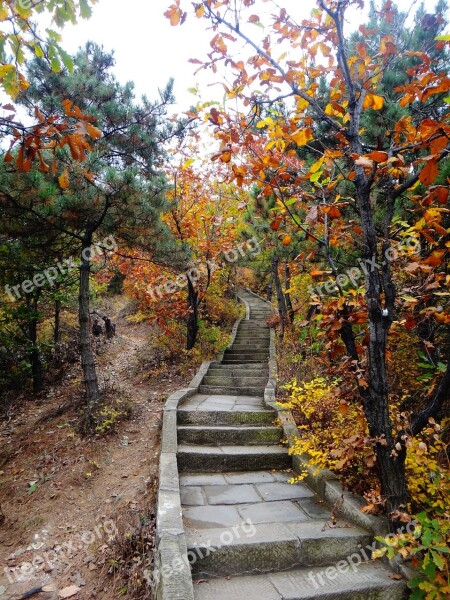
[{"x1": 0, "y1": 296, "x2": 198, "y2": 600}]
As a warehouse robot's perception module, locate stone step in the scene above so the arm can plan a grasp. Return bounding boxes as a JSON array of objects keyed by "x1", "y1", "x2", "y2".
[
  {"x1": 199, "y1": 385, "x2": 266, "y2": 396},
  {"x1": 233, "y1": 336, "x2": 270, "y2": 349},
  {"x1": 223, "y1": 355, "x2": 269, "y2": 363},
  {"x1": 234, "y1": 332, "x2": 270, "y2": 337},
  {"x1": 177, "y1": 444, "x2": 290, "y2": 472},
  {"x1": 178, "y1": 409, "x2": 275, "y2": 427},
  {"x1": 187, "y1": 521, "x2": 372, "y2": 578},
  {"x1": 222, "y1": 359, "x2": 268, "y2": 364},
  {"x1": 209, "y1": 363, "x2": 268, "y2": 371},
  {"x1": 203, "y1": 376, "x2": 268, "y2": 387},
  {"x1": 225, "y1": 349, "x2": 270, "y2": 356},
  {"x1": 207, "y1": 365, "x2": 269, "y2": 381},
  {"x1": 191, "y1": 562, "x2": 406, "y2": 600},
  {"x1": 231, "y1": 346, "x2": 269, "y2": 353},
  {"x1": 177, "y1": 425, "x2": 282, "y2": 445},
  {"x1": 233, "y1": 337, "x2": 270, "y2": 343}
]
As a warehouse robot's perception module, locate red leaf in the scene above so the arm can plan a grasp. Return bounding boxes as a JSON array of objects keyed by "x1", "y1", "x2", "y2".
[{"x1": 419, "y1": 159, "x2": 438, "y2": 186}]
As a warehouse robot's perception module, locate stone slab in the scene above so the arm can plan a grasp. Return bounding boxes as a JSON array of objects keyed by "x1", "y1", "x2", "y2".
[
  {"x1": 237, "y1": 500, "x2": 309, "y2": 524},
  {"x1": 203, "y1": 484, "x2": 262, "y2": 505},
  {"x1": 224, "y1": 471, "x2": 276, "y2": 484},
  {"x1": 180, "y1": 473, "x2": 227, "y2": 486},
  {"x1": 180, "y1": 486, "x2": 206, "y2": 506},
  {"x1": 183, "y1": 505, "x2": 242, "y2": 529},
  {"x1": 255, "y1": 481, "x2": 315, "y2": 501}
]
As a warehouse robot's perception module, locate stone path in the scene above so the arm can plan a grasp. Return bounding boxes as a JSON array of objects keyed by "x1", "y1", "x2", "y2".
[{"x1": 176, "y1": 289, "x2": 406, "y2": 599}]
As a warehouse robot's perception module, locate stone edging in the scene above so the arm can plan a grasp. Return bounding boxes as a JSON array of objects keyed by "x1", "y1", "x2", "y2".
[
  {"x1": 156, "y1": 295, "x2": 248, "y2": 600},
  {"x1": 239, "y1": 289, "x2": 391, "y2": 538}
]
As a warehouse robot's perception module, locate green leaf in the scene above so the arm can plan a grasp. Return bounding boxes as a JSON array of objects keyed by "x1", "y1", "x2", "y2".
[
  {"x1": 28, "y1": 482, "x2": 38, "y2": 495},
  {"x1": 435, "y1": 34, "x2": 450, "y2": 40},
  {"x1": 80, "y1": 0, "x2": 93, "y2": 19},
  {"x1": 56, "y1": 45, "x2": 74, "y2": 73},
  {"x1": 437, "y1": 362, "x2": 447, "y2": 373},
  {"x1": 48, "y1": 45, "x2": 61, "y2": 72},
  {"x1": 430, "y1": 551, "x2": 445, "y2": 569}
]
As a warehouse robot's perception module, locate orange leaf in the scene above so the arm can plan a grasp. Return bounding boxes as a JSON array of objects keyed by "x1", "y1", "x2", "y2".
[
  {"x1": 58, "y1": 168, "x2": 70, "y2": 189},
  {"x1": 419, "y1": 159, "x2": 439, "y2": 186},
  {"x1": 282, "y1": 234, "x2": 291, "y2": 246},
  {"x1": 164, "y1": 3, "x2": 182, "y2": 26},
  {"x1": 310, "y1": 269, "x2": 330, "y2": 279},
  {"x1": 86, "y1": 123, "x2": 102, "y2": 140},
  {"x1": 338, "y1": 403, "x2": 350, "y2": 416},
  {"x1": 366, "y1": 151, "x2": 388, "y2": 163},
  {"x1": 220, "y1": 151, "x2": 231, "y2": 163}
]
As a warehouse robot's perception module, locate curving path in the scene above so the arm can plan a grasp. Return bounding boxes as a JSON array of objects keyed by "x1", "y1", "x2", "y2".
[{"x1": 172, "y1": 289, "x2": 406, "y2": 600}]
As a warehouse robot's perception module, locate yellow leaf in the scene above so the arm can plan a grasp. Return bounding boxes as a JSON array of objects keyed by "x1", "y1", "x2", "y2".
[
  {"x1": 291, "y1": 128, "x2": 313, "y2": 146},
  {"x1": 310, "y1": 157, "x2": 325, "y2": 174},
  {"x1": 372, "y1": 95, "x2": 384, "y2": 110},
  {"x1": 195, "y1": 4, "x2": 205, "y2": 17},
  {"x1": 58, "y1": 169, "x2": 70, "y2": 189},
  {"x1": 182, "y1": 158, "x2": 195, "y2": 169},
  {"x1": 363, "y1": 93, "x2": 384, "y2": 111}
]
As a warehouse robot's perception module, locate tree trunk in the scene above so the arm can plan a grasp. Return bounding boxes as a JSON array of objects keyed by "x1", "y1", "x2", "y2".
[
  {"x1": 79, "y1": 236, "x2": 101, "y2": 420},
  {"x1": 186, "y1": 275, "x2": 199, "y2": 350},
  {"x1": 26, "y1": 295, "x2": 44, "y2": 394},
  {"x1": 356, "y1": 182, "x2": 408, "y2": 521},
  {"x1": 54, "y1": 299, "x2": 61, "y2": 344},
  {"x1": 272, "y1": 256, "x2": 287, "y2": 339},
  {"x1": 284, "y1": 263, "x2": 294, "y2": 322},
  {"x1": 267, "y1": 272, "x2": 273, "y2": 301}
]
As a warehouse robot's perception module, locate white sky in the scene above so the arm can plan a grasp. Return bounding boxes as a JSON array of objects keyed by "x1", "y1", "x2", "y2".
[{"x1": 58, "y1": 0, "x2": 426, "y2": 113}]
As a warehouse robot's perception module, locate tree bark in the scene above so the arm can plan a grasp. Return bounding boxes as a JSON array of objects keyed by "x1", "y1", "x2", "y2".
[
  {"x1": 267, "y1": 272, "x2": 273, "y2": 301},
  {"x1": 272, "y1": 256, "x2": 287, "y2": 339},
  {"x1": 26, "y1": 294, "x2": 44, "y2": 394},
  {"x1": 284, "y1": 263, "x2": 294, "y2": 322},
  {"x1": 186, "y1": 274, "x2": 199, "y2": 350},
  {"x1": 54, "y1": 299, "x2": 61, "y2": 344},
  {"x1": 79, "y1": 236, "x2": 101, "y2": 420}
]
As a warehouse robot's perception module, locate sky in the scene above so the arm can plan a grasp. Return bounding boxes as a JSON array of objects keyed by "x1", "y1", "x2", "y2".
[{"x1": 58, "y1": 0, "x2": 422, "y2": 112}]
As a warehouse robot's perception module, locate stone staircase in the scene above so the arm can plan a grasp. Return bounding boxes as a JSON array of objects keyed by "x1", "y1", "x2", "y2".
[{"x1": 175, "y1": 289, "x2": 406, "y2": 599}]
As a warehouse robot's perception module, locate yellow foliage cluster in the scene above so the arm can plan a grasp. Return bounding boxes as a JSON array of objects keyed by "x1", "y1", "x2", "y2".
[
  {"x1": 277, "y1": 376, "x2": 375, "y2": 488},
  {"x1": 405, "y1": 419, "x2": 450, "y2": 513}
]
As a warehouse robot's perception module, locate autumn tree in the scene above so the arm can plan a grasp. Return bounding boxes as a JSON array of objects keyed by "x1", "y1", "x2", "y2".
[{"x1": 167, "y1": 0, "x2": 450, "y2": 521}]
